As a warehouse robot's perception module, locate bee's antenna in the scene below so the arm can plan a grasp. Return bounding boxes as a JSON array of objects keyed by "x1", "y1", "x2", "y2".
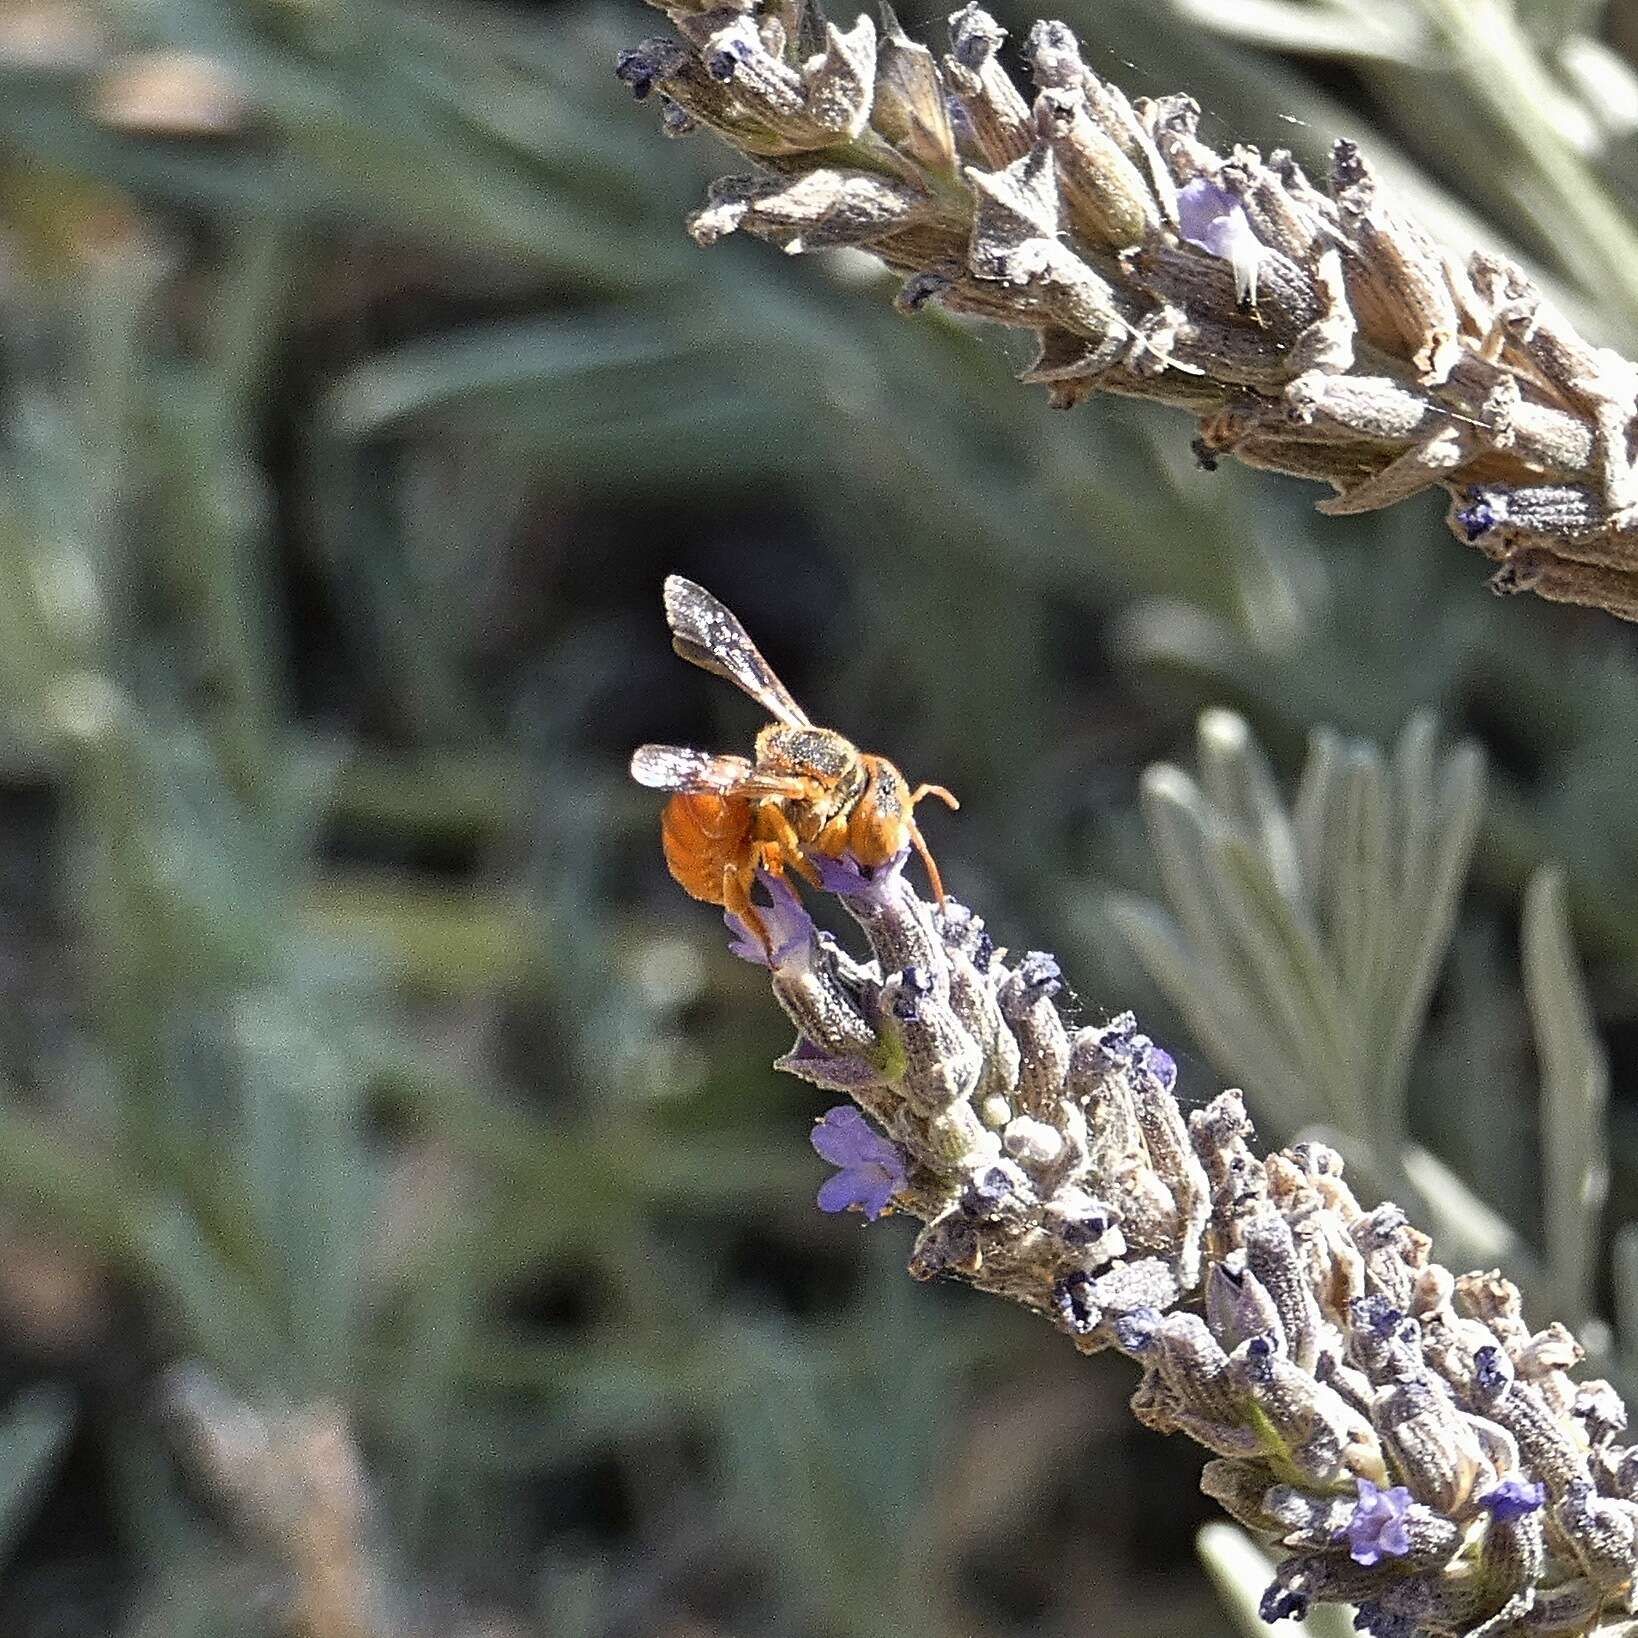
[{"x1": 910, "y1": 783, "x2": 959, "y2": 812}]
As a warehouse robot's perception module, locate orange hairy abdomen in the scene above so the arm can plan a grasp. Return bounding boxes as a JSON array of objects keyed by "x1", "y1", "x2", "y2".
[{"x1": 661, "y1": 793, "x2": 754, "y2": 904}]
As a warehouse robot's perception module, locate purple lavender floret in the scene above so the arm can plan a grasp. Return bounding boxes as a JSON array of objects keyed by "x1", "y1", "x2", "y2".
[
  {"x1": 1473, "y1": 1345, "x2": 1512, "y2": 1400},
  {"x1": 704, "y1": 35, "x2": 750, "y2": 79},
  {"x1": 1243, "y1": 1334, "x2": 1281, "y2": 1380},
  {"x1": 1177, "y1": 177, "x2": 1266, "y2": 305},
  {"x1": 1260, "y1": 1585, "x2": 1310, "y2": 1624},
  {"x1": 1479, "y1": 1476, "x2": 1546, "y2": 1522},
  {"x1": 1350, "y1": 1294, "x2": 1403, "y2": 1339},
  {"x1": 963, "y1": 1166, "x2": 1015, "y2": 1216},
  {"x1": 1014, "y1": 951, "x2": 1063, "y2": 999},
  {"x1": 614, "y1": 39, "x2": 684, "y2": 100},
  {"x1": 1058, "y1": 1203, "x2": 1116, "y2": 1246},
  {"x1": 1112, "y1": 1305, "x2": 1161, "y2": 1353},
  {"x1": 614, "y1": 49, "x2": 657, "y2": 99},
  {"x1": 1053, "y1": 1269, "x2": 1098, "y2": 1334},
  {"x1": 1343, "y1": 1479, "x2": 1414, "y2": 1566},
  {"x1": 890, "y1": 964, "x2": 934, "y2": 1022},
  {"x1": 1134, "y1": 1040, "x2": 1177, "y2": 1092},
  {"x1": 724, "y1": 871, "x2": 816, "y2": 970},
  {"x1": 810, "y1": 1106, "x2": 907, "y2": 1221},
  {"x1": 814, "y1": 846, "x2": 910, "y2": 901},
  {"x1": 1088, "y1": 1012, "x2": 1140, "y2": 1066},
  {"x1": 1455, "y1": 490, "x2": 1499, "y2": 541}
]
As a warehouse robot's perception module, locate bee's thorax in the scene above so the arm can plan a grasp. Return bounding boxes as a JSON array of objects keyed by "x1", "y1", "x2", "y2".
[{"x1": 755, "y1": 723, "x2": 859, "y2": 786}]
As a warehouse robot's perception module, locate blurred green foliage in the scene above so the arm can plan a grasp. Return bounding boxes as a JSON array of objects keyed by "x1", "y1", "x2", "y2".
[{"x1": 3, "y1": 0, "x2": 1638, "y2": 1633}]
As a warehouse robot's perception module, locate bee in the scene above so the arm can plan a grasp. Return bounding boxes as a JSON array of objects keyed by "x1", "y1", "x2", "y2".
[{"x1": 630, "y1": 576, "x2": 957, "y2": 949}]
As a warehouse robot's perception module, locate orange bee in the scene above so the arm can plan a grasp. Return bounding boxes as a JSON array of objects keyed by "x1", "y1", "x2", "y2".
[{"x1": 630, "y1": 576, "x2": 958, "y2": 948}]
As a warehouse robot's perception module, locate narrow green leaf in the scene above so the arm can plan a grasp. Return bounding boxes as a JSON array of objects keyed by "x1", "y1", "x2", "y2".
[
  {"x1": 1145, "y1": 770, "x2": 1333, "y2": 1078},
  {"x1": 1140, "y1": 766, "x2": 1263, "y2": 990},
  {"x1": 1400, "y1": 1144, "x2": 1539, "y2": 1287},
  {"x1": 0, "y1": 1385, "x2": 73, "y2": 1567},
  {"x1": 1197, "y1": 708, "x2": 1304, "y2": 908},
  {"x1": 1294, "y1": 728, "x2": 1344, "y2": 943},
  {"x1": 1612, "y1": 1221, "x2": 1638, "y2": 1357},
  {"x1": 1375, "y1": 739, "x2": 1484, "y2": 1129},
  {"x1": 1210, "y1": 835, "x2": 1356, "y2": 1122},
  {"x1": 1332, "y1": 748, "x2": 1389, "y2": 1020},
  {"x1": 321, "y1": 318, "x2": 698, "y2": 436},
  {"x1": 1196, "y1": 1521, "x2": 1266, "y2": 1638},
  {"x1": 1169, "y1": 0, "x2": 1423, "y2": 62},
  {"x1": 1523, "y1": 865, "x2": 1610, "y2": 1325},
  {"x1": 1107, "y1": 895, "x2": 1325, "y2": 1128}
]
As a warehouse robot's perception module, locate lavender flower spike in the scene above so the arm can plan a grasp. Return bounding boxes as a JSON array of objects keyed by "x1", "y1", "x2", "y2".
[
  {"x1": 811, "y1": 1106, "x2": 908, "y2": 1220},
  {"x1": 1343, "y1": 1479, "x2": 1413, "y2": 1566},
  {"x1": 635, "y1": 598, "x2": 1638, "y2": 1638},
  {"x1": 1176, "y1": 177, "x2": 1266, "y2": 309},
  {"x1": 624, "y1": 1, "x2": 1638, "y2": 620}
]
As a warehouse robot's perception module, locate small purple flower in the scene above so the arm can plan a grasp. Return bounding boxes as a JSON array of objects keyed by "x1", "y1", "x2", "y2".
[
  {"x1": 810, "y1": 1106, "x2": 906, "y2": 1221},
  {"x1": 1344, "y1": 1478, "x2": 1413, "y2": 1566},
  {"x1": 1479, "y1": 1476, "x2": 1546, "y2": 1522},
  {"x1": 1053, "y1": 1270, "x2": 1099, "y2": 1335},
  {"x1": 1133, "y1": 1039, "x2": 1176, "y2": 1092},
  {"x1": 1473, "y1": 1345, "x2": 1512, "y2": 1400},
  {"x1": 724, "y1": 871, "x2": 815, "y2": 970},
  {"x1": 1014, "y1": 951, "x2": 1064, "y2": 1000},
  {"x1": 1088, "y1": 1012, "x2": 1140, "y2": 1070},
  {"x1": 704, "y1": 34, "x2": 751, "y2": 80},
  {"x1": 1259, "y1": 1585, "x2": 1309, "y2": 1625},
  {"x1": 888, "y1": 964, "x2": 934, "y2": 1022},
  {"x1": 613, "y1": 49, "x2": 656, "y2": 99},
  {"x1": 1350, "y1": 1294, "x2": 1403, "y2": 1339},
  {"x1": 1177, "y1": 177, "x2": 1266, "y2": 307},
  {"x1": 813, "y1": 847, "x2": 909, "y2": 901},
  {"x1": 1112, "y1": 1304, "x2": 1161, "y2": 1354},
  {"x1": 1454, "y1": 491, "x2": 1499, "y2": 541},
  {"x1": 961, "y1": 1165, "x2": 1017, "y2": 1218},
  {"x1": 1243, "y1": 1333, "x2": 1280, "y2": 1382}
]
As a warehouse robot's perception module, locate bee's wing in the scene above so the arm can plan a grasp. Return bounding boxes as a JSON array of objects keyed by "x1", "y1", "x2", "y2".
[
  {"x1": 663, "y1": 576, "x2": 812, "y2": 728},
  {"x1": 629, "y1": 744, "x2": 810, "y2": 798}
]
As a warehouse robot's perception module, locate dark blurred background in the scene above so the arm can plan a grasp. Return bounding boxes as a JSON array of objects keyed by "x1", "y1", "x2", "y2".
[{"x1": 5, "y1": 0, "x2": 1638, "y2": 1632}]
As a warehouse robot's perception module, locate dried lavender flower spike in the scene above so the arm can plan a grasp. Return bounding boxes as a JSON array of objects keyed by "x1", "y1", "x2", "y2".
[
  {"x1": 632, "y1": 579, "x2": 1638, "y2": 1638},
  {"x1": 621, "y1": 1, "x2": 1638, "y2": 621}
]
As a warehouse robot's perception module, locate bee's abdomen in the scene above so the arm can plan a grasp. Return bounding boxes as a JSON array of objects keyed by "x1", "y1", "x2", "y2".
[{"x1": 661, "y1": 793, "x2": 753, "y2": 903}]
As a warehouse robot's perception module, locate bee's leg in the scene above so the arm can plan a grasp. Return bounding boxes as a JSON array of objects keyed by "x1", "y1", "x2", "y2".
[
  {"x1": 759, "y1": 803, "x2": 822, "y2": 886},
  {"x1": 908, "y1": 821, "x2": 948, "y2": 906},
  {"x1": 909, "y1": 782, "x2": 960, "y2": 811},
  {"x1": 812, "y1": 813, "x2": 851, "y2": 859},
  {"x1": 722, "y1": 862, "x2": 771, "y2": 953},
  {"x1": 906, "y1": 784, "x2": 956, "y2": 903}
]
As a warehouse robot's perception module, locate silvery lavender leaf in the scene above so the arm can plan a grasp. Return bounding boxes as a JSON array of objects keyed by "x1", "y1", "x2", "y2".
[{"x1": 1110, "y1": 709, "x2": 1484, "y2": 1153}]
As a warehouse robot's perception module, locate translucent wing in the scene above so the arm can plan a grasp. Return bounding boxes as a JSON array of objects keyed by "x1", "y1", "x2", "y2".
[
  {"x1": 629, "y1": 744, "x2": 810, "y2": 798},
  {"x1": 663, "y1": 576, "x2": 811, "y2": 728}
]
